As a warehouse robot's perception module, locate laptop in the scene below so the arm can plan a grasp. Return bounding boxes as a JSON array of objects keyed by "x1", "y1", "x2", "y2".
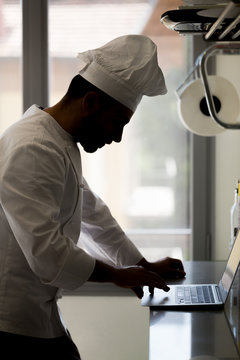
[{"x1": 141, "y1": 231, "x2": 240, "y2": 310}]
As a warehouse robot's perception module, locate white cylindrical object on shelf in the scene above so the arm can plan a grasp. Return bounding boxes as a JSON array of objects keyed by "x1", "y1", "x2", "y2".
[{"x1": 177, "y1": 75, "x2": 240, "y2": 136}]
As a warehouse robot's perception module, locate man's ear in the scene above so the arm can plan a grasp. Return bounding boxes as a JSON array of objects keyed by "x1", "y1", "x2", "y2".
[{"x1": 82, "y1": 91, "x2": 100, "y2": 116}]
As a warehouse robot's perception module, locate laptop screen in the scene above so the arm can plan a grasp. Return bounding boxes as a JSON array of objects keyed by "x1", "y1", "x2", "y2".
[{"x1": 221, "y1": 231, "x2": 240, "y2": 295}]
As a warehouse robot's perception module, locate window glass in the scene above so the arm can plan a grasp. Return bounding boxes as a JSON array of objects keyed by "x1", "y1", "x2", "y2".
[
  {"x1": 49, "y1": 0, "x2": 190, "y2": 260},
  {"x1": 0, "y1": 0, "x2": 22, "y2": 133}
]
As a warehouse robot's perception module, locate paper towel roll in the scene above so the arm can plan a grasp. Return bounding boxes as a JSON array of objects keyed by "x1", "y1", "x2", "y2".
[{"x1": 177, "y1": 75, "x2": 240, "y2": 136}]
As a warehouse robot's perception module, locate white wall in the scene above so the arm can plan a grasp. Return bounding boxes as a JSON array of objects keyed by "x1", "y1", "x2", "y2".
[
  {"x1": 59, "y1": 295, "x2": 149, "y2": 360},
  {"x1": 214, "y1": 55, "x2": 240, "y2": 260}
]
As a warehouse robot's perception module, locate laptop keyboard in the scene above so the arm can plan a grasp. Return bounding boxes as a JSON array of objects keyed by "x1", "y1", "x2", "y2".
[{"x1": 176, "y1": 285, "x2": 215, "y2": 304}]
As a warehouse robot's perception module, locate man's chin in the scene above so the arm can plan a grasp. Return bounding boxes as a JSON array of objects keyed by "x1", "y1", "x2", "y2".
[
  {"x1": 84, "y1": 147, "x2": 97, "y2": 153},
  {"x1": 84, "y1": 144, "x2": 104, "y2": 153}
]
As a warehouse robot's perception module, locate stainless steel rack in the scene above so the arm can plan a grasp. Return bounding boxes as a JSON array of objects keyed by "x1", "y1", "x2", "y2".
[
  {"x1": 164, "y1": 2, "x2": 240, "y2": 131},
  {"x1": 205, "y1": 1, "x2": 240, "y2": 41},
  {"x1": 160, "y1": 1, "x2": 240, "y2": 40}
]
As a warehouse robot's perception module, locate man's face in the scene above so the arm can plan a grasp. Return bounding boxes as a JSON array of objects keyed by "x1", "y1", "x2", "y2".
[{"x1": 77, "y1": 101, "x2": 133, "y2": 153}]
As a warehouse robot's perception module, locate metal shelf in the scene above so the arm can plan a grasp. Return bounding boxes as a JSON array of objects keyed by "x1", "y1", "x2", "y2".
[
  {"x1": 205, "y1": 1, "x2": 240, "y2": 41},
  {"x1": 160, "y1": 1, "x2": 240, "y2": 41},
  {"x1": 162, "y1": 2, "x2": 240, "y2": 130}
]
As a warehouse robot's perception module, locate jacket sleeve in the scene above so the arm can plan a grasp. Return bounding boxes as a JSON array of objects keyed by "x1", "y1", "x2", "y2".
[
  {"x1": 80, "y1": 178, "x2": 143, "y2": 267},
  {"x1": 0, "y1": 142, "x2": 95, "y2": 290}
]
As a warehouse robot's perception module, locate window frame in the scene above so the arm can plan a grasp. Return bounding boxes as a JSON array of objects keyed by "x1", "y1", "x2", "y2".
[
  {"x1": 190, "y1": 36, "x2": 216, "y2": 261},
  {"x1": 22, "y1": 0, "x2": 49, "y2": 111}
]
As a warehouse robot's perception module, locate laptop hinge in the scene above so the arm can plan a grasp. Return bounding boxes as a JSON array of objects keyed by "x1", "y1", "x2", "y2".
[
  {"x1": 215, "y1": 285, "x2": 223, "y2": 302},
  {"x1": 218, "y1": 280, "x2": 227, "y2": 303}
]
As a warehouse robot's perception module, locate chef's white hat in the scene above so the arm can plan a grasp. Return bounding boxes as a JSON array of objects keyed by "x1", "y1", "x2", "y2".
[{"x1": 77, "y1": 35, "x2": 167, "y2": 112}]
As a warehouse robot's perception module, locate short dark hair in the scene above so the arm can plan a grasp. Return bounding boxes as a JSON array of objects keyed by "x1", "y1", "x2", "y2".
[{"x1": 64, "y1": 74, "x2": 116, "y2": 105}]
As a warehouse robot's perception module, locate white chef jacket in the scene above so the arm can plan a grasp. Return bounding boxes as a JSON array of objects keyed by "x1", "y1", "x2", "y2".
[{"x1": 0, "y1": 105, "x2": 143, "y2": 338}]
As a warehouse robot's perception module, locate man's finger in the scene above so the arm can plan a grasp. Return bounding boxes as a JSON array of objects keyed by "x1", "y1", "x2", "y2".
[
  {"x1": 146, "y1": 271, "x2": 170, "y2": 292},
  {"x1": 170, "y1": 259, "x2": 185, "y2": 271},
  {"x1": 132, "y1": 286, "x2": 144, "y2": 299},
  {"x1": 149, "y1": 286, "x2": 154, "y2": 297},
  {"x1": 165, "y1": 268, "x2": 186, "y2": 279}
]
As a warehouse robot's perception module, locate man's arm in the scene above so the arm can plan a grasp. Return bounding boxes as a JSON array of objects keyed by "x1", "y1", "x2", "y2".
[
  {"x1": 81, "y1": 178, "x2": 185, "y2": 296},
  {"x1": 81, "y1": 178, "x2": 143, "y2": 266}
]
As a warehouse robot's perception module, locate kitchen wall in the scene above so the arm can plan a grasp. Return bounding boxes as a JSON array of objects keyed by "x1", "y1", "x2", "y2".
[{"x1": 214, "y1": 54, "x2": 240, "y2": 260}]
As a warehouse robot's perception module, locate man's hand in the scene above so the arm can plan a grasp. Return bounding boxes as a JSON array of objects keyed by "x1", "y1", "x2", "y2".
[
  {"x1": 88, "y1": 260, "x2": 170, "y2": 299},
  {"x1": 113, "y1": 265, "x2": 170, "y2": 298},
  {"x1": 138, "y1": 257, "x2": 186, "y2": 279},
  {"x1": 137, "y1": 256, "x2": 186, "y2": 296}
]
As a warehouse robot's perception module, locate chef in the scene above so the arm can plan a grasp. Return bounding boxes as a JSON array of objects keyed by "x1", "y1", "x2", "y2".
[{"x1": 0, "y1": 35, "x2": 185, "y2": 359}]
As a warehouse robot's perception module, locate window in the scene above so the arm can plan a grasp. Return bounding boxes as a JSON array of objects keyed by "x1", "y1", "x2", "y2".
[
  {"x1": 1, "y1": 0, "x2": 191, "y2": 262},
  {"x1": 49, "y1": 0, "x2": 191, "y2": 261}
]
